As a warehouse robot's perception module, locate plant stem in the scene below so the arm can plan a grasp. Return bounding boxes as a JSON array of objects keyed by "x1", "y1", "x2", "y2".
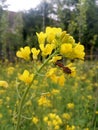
[{"x1": 15, "y1": 51, "x2": 57, "y2": 130}]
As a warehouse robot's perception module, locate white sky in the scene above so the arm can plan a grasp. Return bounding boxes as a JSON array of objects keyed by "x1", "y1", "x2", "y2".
[{"x1": 6, "y1": 0, "x2": 42, "y2": 12}]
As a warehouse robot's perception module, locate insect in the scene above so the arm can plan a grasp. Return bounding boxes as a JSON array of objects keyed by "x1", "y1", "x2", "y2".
[{"x1": 55, "y1": 61, "x2": 71, "y2": 74}]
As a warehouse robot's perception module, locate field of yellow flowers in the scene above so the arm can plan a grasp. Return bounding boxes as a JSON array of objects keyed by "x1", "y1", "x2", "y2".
[{"x1": 0, "y1": 27, "x2": 98, "y2": 130}]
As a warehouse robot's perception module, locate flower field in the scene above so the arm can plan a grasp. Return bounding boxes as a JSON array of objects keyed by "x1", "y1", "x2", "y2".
[{"x1": 0, "y1": 27, "x2": 98, "y2": 130}]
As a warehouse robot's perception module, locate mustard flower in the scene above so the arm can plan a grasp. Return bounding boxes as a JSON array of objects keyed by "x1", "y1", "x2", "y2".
[
  {"x1": 43, "y1": 113, "x2": 62, "y2": 129},
  {"x1": 50, "y1": 74, "x2": 58, "y2": 84},
  {"x1": 51, "y1": 89, "x2": 60, "y2": 95},
  {"x1": 7, "y1": 67, "x2": 15, "y2": 75},
  {"x1": 43, "y1": 116, "x2": 48, "y2": 122},
  {"x1": 84, "y1": 128, "x2": 89, "y2": 130},
  {"x1": 18, "y1": 70, "x2": 34, "y2": 84},
  {"x1": 58, "y1": 74, "x2": 66, "y2": 86},
  {"x1": 40, "y1": 44, "x2": 54, "y2": 57},
  {"x1": 31, "y1": 48, "x2": 40, "y2": 60},
  {"x1": 16, "y1": 46, "x2": 31, "y2": 60},
  {"x1": 32, "y1": 117, "x2": 39, "y2": 124},
  {"x1": 49, "y1": 56, "x2": 62, "y2": 63},
  {"x1": 38, "y1": 96, "x2": 52, "y2": 107},
  {"x1": 66, "y1": 125, "x2": 75, "y2": 130},
  {"x1": 36, "y1": 32, "x2": 46, "y2": 44},
  {"x1": 67, "y1": 103, "x2": 75, "y2": 109},
  {"x1": 46, "y1": 26, "x2": 62, "y2": 43},
  {"x1": 95, "y1": 111, "x2": 98, "y2": 114},
  {"x1": 61, "y1": 31, "x2": 75, "y2": 44},
  {"x1": 72, "y1": 43, "x2": 85, "y2": 60},
  {"x1": 0, "y1": 80, "x2": 8, "y2": 88},
  {"x1": 60, "y1": 43, "x2": 73, "y2": 57},
  {"x1": 62, "y1": 113, "x2": 71, "y2": 120},
  {"x1": 46, "y1": 68, "x2": 57, "y2": 77}
]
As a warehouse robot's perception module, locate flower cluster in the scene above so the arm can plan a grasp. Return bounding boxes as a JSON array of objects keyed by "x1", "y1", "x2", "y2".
[
  {"x1": 16, "y1": 46, "x2": 40, "y2": 60},
  {"x1": 43, "y1": 113, "x2": 62, "y2": 130},
  {"x1": 36, "y1": 27, "x2": 85, "y2": 59},
  {"x1": 16, "y1": 26, "x2": 85, "y2": 61}
]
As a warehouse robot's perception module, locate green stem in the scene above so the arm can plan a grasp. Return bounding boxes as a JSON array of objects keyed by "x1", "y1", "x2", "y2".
[{"x1": 15, "y1": 51, "x2": 57, "y2": 130}]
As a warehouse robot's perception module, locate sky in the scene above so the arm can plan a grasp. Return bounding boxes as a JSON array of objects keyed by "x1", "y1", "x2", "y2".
[{"x1": 6, "y1": 0, "x2": 42, "y2": 12}]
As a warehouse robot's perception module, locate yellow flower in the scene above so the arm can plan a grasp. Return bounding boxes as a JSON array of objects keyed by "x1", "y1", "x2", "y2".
[
  {"x1": 43, "y1": 116, "x2": 48, "y2": 122},
  {"x1": 66, "y1": 125, "x2": 75, "y2": 130},
  {"x1": 46, "y1": 27, "x2": 62, "y2": 43},
  {"x1": 32, "y1": 117, "x2": 39, "y2": 124},
  {"x1": 58, "y1": 74, "x2": 66, "y2": 86},
  {"x1": 60, "y1": 43, "x2": 72, "y2": 57},
  {"x1": 50, "y1": 74, "x2": 58, "y2": 84},
  {"x1": 0, "y1": 80, "x2": 8, "y2": 88},
  {"x1": 46, "y1": 68, "x2": 57, "y2": 77},
  {"x1": 41, "y1": 44, "x2": 54, "y2": 57},
  {"x1": 49, "y1": 56, "x2": 62, "y2": 63},
  {"x1": 95, "y1": 111, "x2": 98, "y2": 114},
  {"x1": 67, "y1": 103, "x2": 75, "y2": 109},
  {"x1": 51, "y1": 89, "x2": 60, "y2": 95},
  {"x1": 36, "y1": 32, "x2": 46, "y2": 44},
  {"x1": 84, "y1": 128, "x2": 89, "y2": 130},
  {"x1": 31, "y1": 48, "x2": 40, "y2": 60},
  {"x1": 72, "y1": 43, "x2": 85, "y2": 60},
  {"x1": 7, "y1": 67, "x2": 15, "y2": 75},
  {"x1": 62, "y1": 113, "x2": 71, "y2": 120},
  {"x1": 38, "y1": 96, "x2": 52, "y2": 107},
  {"x1": 54, "y1": 125, "x2": 60, "y2": 130},
  {"x1": 16, "y1": 46, "x2": 31, "y2": 60},
  {"x1": 18, "y1": 70, "x2": 34, "y2": 84},
  {"x1": 61, "y1": 31, "x2": 75, "y2": 44}
]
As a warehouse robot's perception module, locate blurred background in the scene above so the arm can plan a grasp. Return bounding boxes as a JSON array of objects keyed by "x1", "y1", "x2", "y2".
[{"x1": 0, "y1": 0, "x2": 98, "y2": 61}]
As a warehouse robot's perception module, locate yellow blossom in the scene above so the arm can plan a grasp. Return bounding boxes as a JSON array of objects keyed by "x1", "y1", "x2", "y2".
[
  {"x1": 18, "y1": 70, "x2": 34, "y2": 84},
  {"x1": 60, "y1": 43, "x2": 72, "y2": 57},
  {"x1": 66, "y1": 125, "x2": 75, "y2": 130},
  {"x1": 32, "y1": 117, "x2": 39, "y2": 124},
  {"x1": 49, "y1": 56, "x2": 62, "y2": 63},
  {"x1": 58, "y1": 74, "x2": 66, "y2": 86},
  {"x1": 46, "y1": 68, "x2": 57, "y2": 77},
  {"x1": 51, "y1": 89, "x2": 60, "y2": 95},
  {"x1": 31, "y1": 48, "x2": 40, "y2": 60},
  {"x1": 84, "y1": 128, "x2": 89, "y2": 130},
  {"x1": 87, "y1": 95, "x2": 92, "y2": 100},
  {"x1": 43, "y1": 116, "x2": 48, "y2": 122},
  {"x1": 36, "y1": 32, "x2": 46, "y2": 44},
  {"x1": 41, "y1": 44, "x2": 54, "y2": 57},
  {"x1": 7, "y1": 67, "x2": 15, "y2": 75},
  {"x1": 67, "y1": 103, "x2": 75, "y2": 109},
  {"x1": 46, "y1": 27, "x2": 62, "y2": 43},
  {"x1": 62, "y1": 113, "x2": 71, "y2": 120},
  {"x1": 54, "y1": 125, "x2": 60, "y2": 130},
  {"x1": 38, "y1": 96, "x2": 52, "y2": 107},
  {"x1": 50, "y1": 74, "x2": 58, "y2": 84},
  {"x1": 72, "y1": 43, "x2": 85, "y2": 60},
  {"x1": 95, "y1": 111, "x2": 98, "y2": 114},
  {"x1": 0, "y1": 80, "x2": 8, "y2": 88},
  {"x1": 16, "y1": 46, "x2": 31, "y2": 60}
]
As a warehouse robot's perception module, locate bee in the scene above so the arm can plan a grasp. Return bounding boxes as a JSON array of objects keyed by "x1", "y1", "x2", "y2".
[{"x1": 55, "y1": 61, "x2": 71, "y2": 74}]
